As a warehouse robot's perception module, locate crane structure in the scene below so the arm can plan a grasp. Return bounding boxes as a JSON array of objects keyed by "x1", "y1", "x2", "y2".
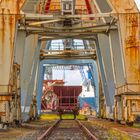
[{"x1": 0, "y1": 0, "x2": 140, "y2": 126}]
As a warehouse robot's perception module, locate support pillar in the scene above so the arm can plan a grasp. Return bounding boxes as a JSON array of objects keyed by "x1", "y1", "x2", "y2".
[
  {"x1": 0, "y1": 0, "x2": 25, "y2": 124},
  {"x1": 20, "y1": 34, "x2": 39, "y2": 121},
  {"x1": 95, "y1": 34, "x2": 115, "y2": 119}
]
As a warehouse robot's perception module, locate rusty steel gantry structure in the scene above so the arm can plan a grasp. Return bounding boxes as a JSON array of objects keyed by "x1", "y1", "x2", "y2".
[{"x1": 0, "y1": 0, "x2": 140, "y2": 126}]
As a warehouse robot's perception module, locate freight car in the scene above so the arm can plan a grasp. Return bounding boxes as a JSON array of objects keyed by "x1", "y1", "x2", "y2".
[{"x1": 53, "y1": 86, "x2": 82, "y2": 119}]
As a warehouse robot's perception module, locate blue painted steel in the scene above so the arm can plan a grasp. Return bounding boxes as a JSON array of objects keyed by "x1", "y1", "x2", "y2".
[
  {"x1": 36, "y1": 59, "x2": 99, "y2": 113},
  {"x1": 21, "y1": 40, "x2": 41, "y2": 121},
  {"x1": 95, "y1": 36, "x2": 112, "y2": 108},
  {"x1": 87, "y1": 63, "x2": 99, "y2": 112},
  {"x1": 87, "y1": 69, "x2": 92, "y2": 80},
  {"x1": 109, "y1": 30, "x2": 125, "y2": 87},
  {"x1": 42, "y1": 59, "x2": 95, "y2": 65},
  {"x1": 88, "y1": 65, "x2": 95, "y2": 87},
  {"x1": 36, "y1": 65, "x2": 46, "y2": 114},
  {"x1": 46, "y1": 40, "x2": 52, "y2": 50},
  {"x1": 25, "y1": 41, "x2": 41, "y2": 106},
  {"x1": 98, "y1": 34, "x2": 115, "y2": 110},
  {"x1": 79, "y1": 67, "x2": 86, "y2": 81}
]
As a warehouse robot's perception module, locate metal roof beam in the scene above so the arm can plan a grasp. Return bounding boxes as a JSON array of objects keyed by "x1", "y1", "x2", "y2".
[{"x1": 25, "y1": 12, "x2": 115, "y2": 20}]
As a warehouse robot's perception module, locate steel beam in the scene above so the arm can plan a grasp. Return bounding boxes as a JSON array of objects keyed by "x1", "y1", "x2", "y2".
[
  {"x1": 20, "y1": 34, "x2": 39, "y2": 121},
  {"x1": 88, "y1": 63, "x2": 99, "y2": 113},
  {"x1": 25, "y1": 12, "x2": 115, "y2": 20},
  {"x1": 97, "y1": 34, "x2": 115, "y2": 115},
  {"x1": 109, "y1": 30, "x2": 125, "y2": 87},
  {"x1": 95, "y1": 0, "x2": 112, "y2": 13},
  {"x1": 19, "y1": 24, "x2": 117, "y2": 32},
  {"x1": 36, "y1": 64, "x2": 46, "y2": 114},
  {"x1": 36, "y1": 59, "x2": 98, "y2": 113},
  {"x1": 14, "y1": 31, "x2": 26, "y2": 65},
  {"x1": 95, "y1": 37, "x2": 111, "y2": 107}
]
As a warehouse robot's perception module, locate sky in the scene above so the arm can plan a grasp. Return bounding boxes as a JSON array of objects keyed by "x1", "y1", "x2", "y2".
[
  {"x1": 135, "y1": 0, "x2": 140, "y2": 10},
  {"x1": 52, "y1": 69, "x2": 82, "y2": 85},
  {"x1": 52, "y1": 69, "x2": 95, "y2": 97}
]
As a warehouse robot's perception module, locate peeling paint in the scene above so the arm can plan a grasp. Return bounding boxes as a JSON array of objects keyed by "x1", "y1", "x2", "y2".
[
  {"x1": 0, "y1": 1, "x2": 25, "y2": 122},
  {"x1": 125, "y1": 14, "x2": 140, "y2": 85},
  {"x1": 0, "y1": 1, "x2": 25, "y2": 89},
  {"x1": 110, "y1": 0, "x2": 140, "y2": 91},
  {"x1": 110, "y1": 0, "x2": 138, "y2": 13},
  {"x1": 118, "y1": 14, "x2": 140, "y2": 92}
]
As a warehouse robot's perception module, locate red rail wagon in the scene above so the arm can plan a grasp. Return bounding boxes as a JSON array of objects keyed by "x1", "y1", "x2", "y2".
[
  {"x1": 41, "y1": 80, "x2": 64, "y2": 111},
  {"x1": 53, "y1": 86, "x2": 82, "y2": 119}
]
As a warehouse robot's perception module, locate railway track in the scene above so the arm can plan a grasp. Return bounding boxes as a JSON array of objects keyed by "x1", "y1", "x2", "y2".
[{"x1": 37, "y1": 120, "x2": 98, "y2": 140}]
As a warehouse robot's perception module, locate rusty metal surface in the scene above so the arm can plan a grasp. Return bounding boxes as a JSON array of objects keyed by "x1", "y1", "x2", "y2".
[
  {"x1": 0, "y1": 0, "x2": 25, "y2": 123},
  {"x1": 108, "y1": 0, "x2": 140, "y2": 92},
  {"x1": 0, "y1": 95, "x2": 12, "y2": 101},
  {"x1": 53, "y1": 86, "x2": 82, "y2": 97},
  {"x1": 110, "y1": 0, "x2": 138, "y2": 13},
  {"x1": 38, "y1": 120, "x2": 95, "y2": 140},
  {"x1": 0, "y1": 0, "x2": 25, "y2": 91},
  {"x1": 117, "y1": 13, "x2": 140, "y2": 92}
]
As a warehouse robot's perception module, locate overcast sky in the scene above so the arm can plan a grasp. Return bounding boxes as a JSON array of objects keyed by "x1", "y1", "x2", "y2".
[
  {"x1": 135, "y1": 0, "x2": 140, "y2": 10},
  {"x1": 52, "y1": 69, "x2": 82, "y2": 85}
]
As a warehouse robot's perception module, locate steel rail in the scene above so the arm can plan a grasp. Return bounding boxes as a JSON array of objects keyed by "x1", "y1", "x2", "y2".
[
  {"x1": 37, "y1": 120, "x2": 60, "y2": 140},
  {"x1": 37, "y1": 119, "x2": 98, "y2": 140},
  {"x1": 76, "y1": 120, "x2": 99, "y2": 140}
]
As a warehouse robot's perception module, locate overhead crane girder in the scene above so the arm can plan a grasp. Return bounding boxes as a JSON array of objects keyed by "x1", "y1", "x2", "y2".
[{"x1": 36, "y1": 59, "x2": 99, "y2": 114}]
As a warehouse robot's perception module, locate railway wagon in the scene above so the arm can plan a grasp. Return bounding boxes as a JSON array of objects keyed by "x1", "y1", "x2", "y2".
[{"x1": 53, "y1": 86, "x2": 82, "y2": 119}]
